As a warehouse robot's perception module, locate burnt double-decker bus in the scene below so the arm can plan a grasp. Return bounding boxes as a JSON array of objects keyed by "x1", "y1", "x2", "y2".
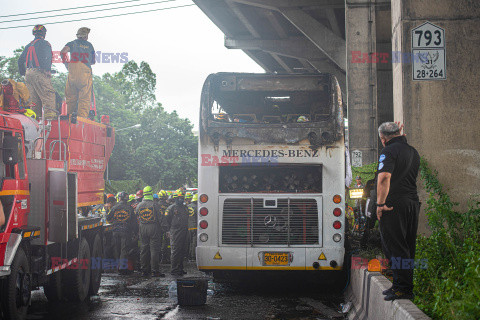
[{"x1": 196, "y1": 73, "x2": 345, "y2": 279}]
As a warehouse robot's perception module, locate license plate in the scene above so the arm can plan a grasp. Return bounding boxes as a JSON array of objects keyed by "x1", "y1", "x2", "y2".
[{"x1": 263, "y1": 252, "x2": 289, "y2": 266}]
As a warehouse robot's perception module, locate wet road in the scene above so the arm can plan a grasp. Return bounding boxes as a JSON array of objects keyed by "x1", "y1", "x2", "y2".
[{"x1": 27, "y1": 263, "x2": 345, "y2": 320}]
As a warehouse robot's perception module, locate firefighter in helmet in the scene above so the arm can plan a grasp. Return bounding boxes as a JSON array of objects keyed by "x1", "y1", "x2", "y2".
[
  {"x1": 60, "y1": 27, "x2": 95, "y2": 119},
  {"x1": 107, "y1": 191, "x2": 136, "y2": 274},
  {"x1": 18, "y1": 25, "x2": 57, "y2": 120},
  {"x1": 135, "y1": 186, "x2": 166, "y2": 277},
  {"x1": 165, "y1": 190, "x2": 189, "y2": 276}
]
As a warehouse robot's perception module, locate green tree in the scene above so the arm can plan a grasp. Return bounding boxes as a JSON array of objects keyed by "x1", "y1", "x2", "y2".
[{"x1": 0, "y1": 48, "x2": 23, "y2": 82}]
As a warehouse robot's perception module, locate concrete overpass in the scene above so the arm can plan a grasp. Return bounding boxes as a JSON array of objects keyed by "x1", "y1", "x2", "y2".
[{"x1": 194, "y1": 0, "x2": 480, "y2": 233}]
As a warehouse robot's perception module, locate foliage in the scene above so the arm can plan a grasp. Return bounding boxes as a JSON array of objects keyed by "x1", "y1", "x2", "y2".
[
  {"x1": 0, "y1": 48, "x2": 24, "y2": 82},
  {"x1": 414, "y1": 159, "x2": 480, "y2": 320},
  {"x1": 0, "y1": 50, "x2": 198, "y2": 189}
]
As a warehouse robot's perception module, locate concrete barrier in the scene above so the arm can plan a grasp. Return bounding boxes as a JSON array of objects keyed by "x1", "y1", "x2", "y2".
[{"x1": 346, "y1": 267, "x2": 431, "y2": 320}]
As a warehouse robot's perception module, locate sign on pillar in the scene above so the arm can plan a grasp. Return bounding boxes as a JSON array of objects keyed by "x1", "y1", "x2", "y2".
[
  {"x1": 351, "y1": 149, "x2": 362, "y2": 167},
  {"x1": 412, "y1": 22, "x2": 446, "y2": 81}
]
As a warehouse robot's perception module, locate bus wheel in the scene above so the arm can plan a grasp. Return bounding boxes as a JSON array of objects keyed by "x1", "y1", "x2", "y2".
[
  {"x1": 88, "y1": 234, "x2": 103, "y2": 296},
  {"x1": 43, "y1": 270, "x2": 63, "y2": 302},
  {"x1": 65, "y1": 238, "x2": 91, "y2": 301},
  {"x1": 1, "y1": 247, "x2": 31, "y2": 320}
]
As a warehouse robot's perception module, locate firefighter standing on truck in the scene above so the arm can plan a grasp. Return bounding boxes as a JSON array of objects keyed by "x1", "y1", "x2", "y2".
[
  {"x1": 165, "y1": 190, "x2": 189, "y2": 276},
  {"x1": 187, "y1": 193, "x2": 198, "y2": 261},
  {"x1": 135, "y1": 186, "x2": 166, "y2": 277},
  {"x1": 18, "y1": 25, "x2": 56, "y2": 120},
  {"x1": 107, "y1": 192, "x2": 136, "y2": 274},
  {"x1": 60, "y1": 27, "x2": 95, "y2": 118}
]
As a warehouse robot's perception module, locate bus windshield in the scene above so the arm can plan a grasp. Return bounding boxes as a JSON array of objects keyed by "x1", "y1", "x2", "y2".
[
  {"x1": 204, "y1": 73, "x2": 334, "y2": 125},
  {"x1": 211, "y1": 90, "x2": 331, "y2": 124}
]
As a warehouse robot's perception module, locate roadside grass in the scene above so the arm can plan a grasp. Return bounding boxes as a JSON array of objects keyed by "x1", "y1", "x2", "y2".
[{"x1": 414, "y1": 159, "x2": 480, "y2": 320}]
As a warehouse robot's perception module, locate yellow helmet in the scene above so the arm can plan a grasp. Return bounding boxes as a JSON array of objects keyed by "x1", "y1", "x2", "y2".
[
  {"x1": 192, "y1": 194, "x2": 198, "y2": 202},
  {"x1": 173, "y1": 190, "x2": 184, "y2": 198},
  {"x1": 158, "y1": 190, "x2": 168, "y2": 199},
  {"x1": 24, "y1": 109, "x2": 37, "y2": 119},
  {"x1": 143, "y1": 186, "x2": 153, "y2": 196}
]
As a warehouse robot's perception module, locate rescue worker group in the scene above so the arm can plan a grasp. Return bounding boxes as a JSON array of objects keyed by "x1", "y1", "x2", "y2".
[{"x1": 97, "y1": 187, "x2": 198, "y2": 278}]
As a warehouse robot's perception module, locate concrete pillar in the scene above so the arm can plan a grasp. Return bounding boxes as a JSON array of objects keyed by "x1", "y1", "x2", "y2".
[
  {"x1": 391, "y1": 0, "x2": 480, "y2": 233},
  {"x1": 375, "y1": 6, "x2": 394, "y2": 151},
  {"x1": 346, "y1": 0, "x2": 378, "y2": 165}
]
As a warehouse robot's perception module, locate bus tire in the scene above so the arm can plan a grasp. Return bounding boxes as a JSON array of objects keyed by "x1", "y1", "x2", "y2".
[
  {"x1": 43, "y1": 271, "x2": 63, "y2": 302},
  {"x1": 1, "y1": 247, "x2": 31, "y2": 320},
  {"x1": 64, "y1": 238, "x2": 91, "y2": 301},
  {"x1": 88, "y1": 234, "x2": 103, "y2": 296}
]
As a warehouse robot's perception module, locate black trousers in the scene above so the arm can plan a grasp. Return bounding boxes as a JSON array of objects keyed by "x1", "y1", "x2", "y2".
[{"x1": 379, "y1": 198, "x2": 420, "y2": 292}]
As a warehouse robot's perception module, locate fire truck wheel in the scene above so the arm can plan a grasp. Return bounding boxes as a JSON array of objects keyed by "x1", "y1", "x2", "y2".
[
  {"x1": 88, "y1": 234, "x2": 103, "y2": 296},
  {"x1": 64, "y1": 238, "x2": 91, "y2": 301},
  {"x1": 1, "y1": 246, "x2": 31, "y2": 320},
  {"x1": 43, "y1": 270, "x2": 63, "y2": 302}
]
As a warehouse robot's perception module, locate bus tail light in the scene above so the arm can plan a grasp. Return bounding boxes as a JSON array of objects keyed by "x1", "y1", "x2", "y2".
[
  {"x1": 200, "y1": 194, "x2": 208, "y2": 203},
  {"x1": 199, "y1": 220, "x2": 208, "y2": 229},
  {"x1": 333, "y1": 195, "x2": 342, "y2": 204},
  {"x1": 333, "y1": 233, "x2": 342, "y2": 242},
  {"x1": 199, "y1": 233, "x2": 208, "y2": 242},
  {"x1": 333, "y1": 221, "x2": 342, "y2": 229},
  {"x1": 333, "y1": 208, "x2": 342, "y2": 217},
  {"x1": 200, "y1": 207, "x2": 208, "y2": 216}
]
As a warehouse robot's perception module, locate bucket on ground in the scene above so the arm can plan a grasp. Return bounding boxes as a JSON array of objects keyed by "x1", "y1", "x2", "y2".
[{"x1": 176, "y1": 277, "x2": 208, "y2": 306}]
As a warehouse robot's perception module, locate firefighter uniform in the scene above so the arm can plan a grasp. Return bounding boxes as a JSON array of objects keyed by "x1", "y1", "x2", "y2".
[
  {"x1": 187, "y1": 201, "x2": 198, "y2": 261},
  {"x1": 107, "y1": 196, "x2": 136, "y2": 274},
  {"x1": 62, "y1": 28, "x2": 95, "y2": 118},
  {"x1": 18, "y1": 25, "x2": 56, "y2": 120},
  {"x1": 165, "y1": 192, "x2": 189, "y2": 276},
  {"x1": 135, "y1": 187, "x2": 165, "y2": 277}
]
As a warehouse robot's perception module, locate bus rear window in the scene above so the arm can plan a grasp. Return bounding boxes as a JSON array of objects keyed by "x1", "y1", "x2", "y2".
[{"x1": 219, "y1": 165, "x2": 322, "y2": 193}]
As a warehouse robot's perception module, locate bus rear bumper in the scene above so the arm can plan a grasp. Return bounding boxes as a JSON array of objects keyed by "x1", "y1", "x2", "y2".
[{"x1": 196, "y1": 246, "x2": 345, "y2": 272}]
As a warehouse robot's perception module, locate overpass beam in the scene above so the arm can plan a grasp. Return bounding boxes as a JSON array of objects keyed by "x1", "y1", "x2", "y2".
[
  {"x1": 230, "y1": 0, "x2": 344, "y2": 10},
  {"x1": 225, "y1": 37, "x2": 346, "y2": 91},
  {"x1": 279, "y1": 9, "x2": 346, "y2": 71}
]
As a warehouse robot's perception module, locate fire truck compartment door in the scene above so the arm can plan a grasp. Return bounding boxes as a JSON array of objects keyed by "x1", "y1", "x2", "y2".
[{"x1": 48, "y1": 170, "x2": 73, "y2": 243}]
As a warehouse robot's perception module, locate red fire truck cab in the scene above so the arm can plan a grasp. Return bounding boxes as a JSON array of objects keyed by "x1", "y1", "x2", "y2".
[{"x1": 0, "y1": 112, "x2": 115, "y2": 319}]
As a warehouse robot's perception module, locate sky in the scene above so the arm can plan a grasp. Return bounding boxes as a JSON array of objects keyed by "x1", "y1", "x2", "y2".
[{"x1": 0, "y1": 0, "x2": 263, "y2": 129}]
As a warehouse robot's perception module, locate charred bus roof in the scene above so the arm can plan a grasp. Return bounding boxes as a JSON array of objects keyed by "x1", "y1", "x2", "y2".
[{"x1": 200, "y1": 73, "x2": 344, "y2": 147}]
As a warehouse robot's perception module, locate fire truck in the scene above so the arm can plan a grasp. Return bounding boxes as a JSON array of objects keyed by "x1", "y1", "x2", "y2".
[{"x1": 0, "y1": 112, "x2": 115, "y2": 319}]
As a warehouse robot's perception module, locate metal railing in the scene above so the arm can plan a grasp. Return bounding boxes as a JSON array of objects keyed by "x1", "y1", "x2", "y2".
[{"x1": 33, "y1": 107, "x2": 66, "y2": 161}]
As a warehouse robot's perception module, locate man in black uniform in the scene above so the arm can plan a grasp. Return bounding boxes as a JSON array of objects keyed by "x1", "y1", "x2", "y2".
[
  {"x1": 165, "y1": 190, "x2": 189, "y2": 276},
  {"x1": 107, "y1": 192, "x2": 136, "y2": 274},
  {"x1": 376, "y1": 122, "x2": 420, "y2": 301},
  {"x1": 135, "y1": 186, "x2": 166, "y2": 277}
]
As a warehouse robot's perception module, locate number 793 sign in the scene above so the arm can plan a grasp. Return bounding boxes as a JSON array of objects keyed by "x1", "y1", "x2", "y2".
[{"x1": 412, "y1": 22, "x2": 446, "y2": 81}]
